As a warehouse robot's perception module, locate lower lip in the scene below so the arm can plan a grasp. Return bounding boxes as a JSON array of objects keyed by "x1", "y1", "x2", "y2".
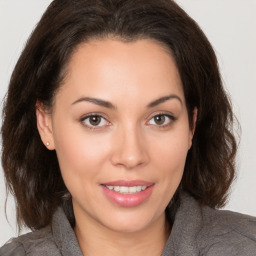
[{"x1": 101, "y1": 185, "x2": 154, "y2": 207}]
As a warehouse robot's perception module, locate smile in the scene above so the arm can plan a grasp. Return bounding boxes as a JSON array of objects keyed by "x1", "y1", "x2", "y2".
[
  {"x1": 105, "y1": 185, "x2": 147, "y2": 194},
  {"x1": 101, "y1": 180, "x2": 154, "y2": 207}
]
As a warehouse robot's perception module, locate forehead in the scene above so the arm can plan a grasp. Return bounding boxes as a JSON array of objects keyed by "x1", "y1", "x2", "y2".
[{"x1": 57, "y1": 38, "x2": 184, "y2": 106}]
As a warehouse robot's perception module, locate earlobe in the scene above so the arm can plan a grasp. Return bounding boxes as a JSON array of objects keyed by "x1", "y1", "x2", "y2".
[{"x1": 36, "y1": 101, "x2": 55, "y2": 150}]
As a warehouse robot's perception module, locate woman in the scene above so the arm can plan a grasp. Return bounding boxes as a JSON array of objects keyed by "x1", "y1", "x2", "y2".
[{"x1": 1, "y1": 0, "x2": 255, "y2": 255}]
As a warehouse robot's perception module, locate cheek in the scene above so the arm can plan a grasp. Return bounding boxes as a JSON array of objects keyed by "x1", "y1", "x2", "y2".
[
  {"x1": 152, "y1": 130, "x2": 190, "y2": 171},
  {"x1": 149, "y1": 125, "x2": 190, "y2": 197},
  {"x1": 145, "y1": 130, "x2": 189, "y2": 213},
  {"x1": 53, "y1": 124, "x2": 111, "y2": 182}
]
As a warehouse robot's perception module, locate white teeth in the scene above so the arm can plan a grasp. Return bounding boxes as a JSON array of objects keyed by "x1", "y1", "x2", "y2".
[
  {"x1": 137, "y1": 186, "x2": 147, "y2": 192},
  {"x1": 106, "y1": 185, "x2": 147, "y2": 194},
  {"x1": 128, "y1": 186, "x2": 137, "y2": 193},
  {"x1": 119, "y1": 186, "x2": 129, "y2": 193},
  {"x1": 113, "y1": 186, "x2": 120, "y2": 192}
]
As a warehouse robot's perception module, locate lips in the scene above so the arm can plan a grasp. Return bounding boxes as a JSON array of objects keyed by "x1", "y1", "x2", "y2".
[{"x1": 101, "y1": 180, "x2": 154, "y2": 207}]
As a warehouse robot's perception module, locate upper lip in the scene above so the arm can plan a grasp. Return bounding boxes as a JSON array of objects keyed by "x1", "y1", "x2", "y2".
[{"x1": 101, "y1": 180, "x2": 154, "y2": 187}]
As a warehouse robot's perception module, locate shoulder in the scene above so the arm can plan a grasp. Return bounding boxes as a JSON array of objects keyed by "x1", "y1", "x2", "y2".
[
  {"x1": 0, "y1": 241, "x2": 25, "y2": 256},
  {"x1": 0, "y1": 226, "x2": 61, "y2": 256},
  {"x1": 198, "y1": 203, "x2": 256, "y2": 255}
]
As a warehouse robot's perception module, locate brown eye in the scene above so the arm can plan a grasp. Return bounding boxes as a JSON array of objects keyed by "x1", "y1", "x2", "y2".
[
  {"x1": 148, "y1": 113, "x2": 176, "y2": 127},
  {"x1": 81, "y1": 114, "x2": 109, "y2": 128},
  {"x1": 89, "y1": 116, "x2": 101, "y2": 126},
  {"x1": 154, "y1": 115, "x2": 166, "y2": 125}
]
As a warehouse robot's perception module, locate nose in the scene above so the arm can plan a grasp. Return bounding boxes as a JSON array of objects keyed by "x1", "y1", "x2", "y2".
[{"x1": 111, "y1": 125, "x2": 149, "y2": 170}]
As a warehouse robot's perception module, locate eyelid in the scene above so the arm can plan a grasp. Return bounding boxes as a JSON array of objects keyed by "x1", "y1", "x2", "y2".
[
  {"x1": 80, "y1": 113, "x2": 111, "y2": 130},
  {"x1": 146, "y1": 112, "x2": 177, "y2": 127},
  {"x1": 146, "y1": 111, "x2": 176, "y2": 120}
]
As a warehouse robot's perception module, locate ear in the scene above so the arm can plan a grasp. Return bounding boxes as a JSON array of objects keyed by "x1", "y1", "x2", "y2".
[
  {"x1": 188, "y1": 107, "x2": 197, "y2": 149},
  {"x1": 36, "y1": 101, "x2": 55, "y2": 150}
]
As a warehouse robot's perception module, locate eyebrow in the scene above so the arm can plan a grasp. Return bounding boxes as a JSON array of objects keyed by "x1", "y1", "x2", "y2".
[
  {"x1": 72, "y1": 97, "x2": 116, "y2": 109},
  {"x1": 147, "y1": 94, "x2": 183, "y2": 108},
  {"x1": 71, "y1": 94, "x2": 182, "y2": 109}
]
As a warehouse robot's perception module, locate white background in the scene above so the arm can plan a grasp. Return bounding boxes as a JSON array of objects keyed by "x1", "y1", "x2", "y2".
[{"x1": 0, "y1": 0, "x2": 255, "y2": 246}]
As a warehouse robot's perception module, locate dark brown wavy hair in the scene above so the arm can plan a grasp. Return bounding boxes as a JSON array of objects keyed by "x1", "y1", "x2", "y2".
[{"x1": 1, "y1": 0, "x2": 237, "y2": 231}]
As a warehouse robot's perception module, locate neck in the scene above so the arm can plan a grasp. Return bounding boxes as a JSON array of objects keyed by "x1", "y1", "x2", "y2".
[{"x1": 74, "y1": 212, "x2": 170, "y2": 256}]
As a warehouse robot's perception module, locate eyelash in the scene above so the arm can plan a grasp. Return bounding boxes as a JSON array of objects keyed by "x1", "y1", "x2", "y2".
[
  {"x1": 80, "y1": 112, "x2": 177, "y2": 130},
  {"x1": 147, "y1": 112, "x2": 177, "y2": 128},
  {"x1": 80, "y1": 113, "x2": 110, "y2": 130}
]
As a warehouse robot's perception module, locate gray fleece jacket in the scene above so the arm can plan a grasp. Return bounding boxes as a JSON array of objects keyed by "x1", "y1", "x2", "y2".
[{"x1": 1, "y1": 193, "x2": 256, "y2": 255}]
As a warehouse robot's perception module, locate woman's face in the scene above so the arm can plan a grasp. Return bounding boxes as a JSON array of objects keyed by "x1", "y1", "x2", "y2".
[{"x1": 37, "y1": 38, "x2": 195, "y2": 233}]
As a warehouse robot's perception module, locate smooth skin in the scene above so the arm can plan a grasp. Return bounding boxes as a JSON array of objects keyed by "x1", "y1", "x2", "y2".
[{"x1": 37, "y1": 38, "x2": 196, "y2": 256}]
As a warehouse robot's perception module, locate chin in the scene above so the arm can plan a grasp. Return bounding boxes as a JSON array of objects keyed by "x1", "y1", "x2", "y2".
[{"x1": 99, "y1": 210, "x2": 163, "y2": 234}]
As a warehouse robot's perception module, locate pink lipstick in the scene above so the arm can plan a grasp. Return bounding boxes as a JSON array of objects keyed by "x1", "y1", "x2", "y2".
[{"x1": 101, "y1": 180, "x2": 154, "y2": 207}]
